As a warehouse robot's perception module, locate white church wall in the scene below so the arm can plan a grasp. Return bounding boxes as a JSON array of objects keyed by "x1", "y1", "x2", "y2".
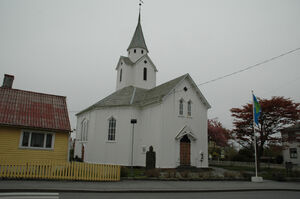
[
  {"x1": 134, "y1": 103, "x2": 163, "y2": 167},
  {"x1": 128, "y1": 48, "x2": 145, "y2": 63},
  {"x1": 75, "y1": 78, "x2": 208, "y2": 168},
  {"x1": 84, "y1": 106, "x2": 141, "y2": 166},
  {"x1": 74, "y1": 111, "x2": 93, "y2": 160},
  {"x1": 159, "y1": 78, "x2": 208, "y2": 168},
  {"x1": 116, "y1": 62, "x2": 134, "y2": 90}
]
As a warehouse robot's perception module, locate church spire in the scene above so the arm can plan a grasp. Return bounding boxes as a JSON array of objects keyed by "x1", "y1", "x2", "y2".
[{"x1": 127, "y1": 2, "x2": 148, "y2": 52}]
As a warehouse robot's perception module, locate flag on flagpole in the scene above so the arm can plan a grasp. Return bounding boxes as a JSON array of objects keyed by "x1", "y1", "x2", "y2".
[{"x1": 253, "y1": 94, "x2": 261, "y2": 125}]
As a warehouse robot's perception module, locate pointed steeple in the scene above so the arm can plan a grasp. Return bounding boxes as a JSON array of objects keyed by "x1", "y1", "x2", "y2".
[{"x1": 127, "y1": 10, "x2": 149, "y2": 52}]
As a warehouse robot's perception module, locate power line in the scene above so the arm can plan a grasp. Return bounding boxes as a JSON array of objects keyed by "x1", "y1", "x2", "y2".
[
  {"x1": 198, "y1": 47, "x2": 300, "y2": 86},
  {"x1": 168, "y1": 47, "x2": 300, "y2": 96}
]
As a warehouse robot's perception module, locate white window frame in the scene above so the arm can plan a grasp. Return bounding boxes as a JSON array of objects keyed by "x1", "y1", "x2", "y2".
[
  {"x1": 120, "y1": 68, "x2": 122, "y2": 82},
  {"x1": 187, "y1": 100, "x2": 192, "y2": 117},
  {"x1": 290, "y1": 148, "x2": 297, "y2": 159},
  {"x1": 143, "y1": 67, "x2": 147, "y2": 81},
  {"x1": 19, "y1": 130, "x2": 55, "y2": 150},
  {"x1": 179, "y1": 99, "x2": 184, "y2": 116},
  {"x1": 107, "y1": 117, "x2": 116, "y2": 142},
  {"x1": 80, "y1": 119, "x2": 88, "y2": 142}
]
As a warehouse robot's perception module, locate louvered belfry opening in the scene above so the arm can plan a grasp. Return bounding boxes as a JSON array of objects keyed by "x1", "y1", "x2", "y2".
[{"x1": 180, "y1": 135, "x2": 191, "y2": 166}]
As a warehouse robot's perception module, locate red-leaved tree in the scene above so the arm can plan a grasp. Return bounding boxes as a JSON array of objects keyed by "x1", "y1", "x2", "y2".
[
  {"x1": 230, "y1": 96, "x2": 300, "y2": 160},
  {"x1": 208, "y1": 119, "x2": 230, "y2": 147}
]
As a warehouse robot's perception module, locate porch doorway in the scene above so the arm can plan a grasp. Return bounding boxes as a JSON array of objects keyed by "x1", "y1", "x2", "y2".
[{"x1": 180, "y1": 135, "x2": 191, "y2": 166}]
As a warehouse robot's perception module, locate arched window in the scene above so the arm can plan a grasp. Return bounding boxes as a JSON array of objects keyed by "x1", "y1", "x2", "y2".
[
  {"x1": 143, "y1": 67, "x2": 147, "y2": 81},
  {"x1": 120, "y1": 69, "x2": 122, "y2": 82},
  {"x1": 81, "y1": 119, "x2": 88, "y2": 141},
  {"x1": 187, "y1": 100, "x2": 192, "y2": 116},
  {"x1": 179, "y1": 99, "x2": 184, "y2": 115},
  {"x1": 141, "y1": 49, "x2": 144, "y2": 54},
  {"x1": 134, "y1": 49, "x2": 136, "y2": 53},
  {"x1": 108, "y1": 117, "x2": 116, "y2": 141}
]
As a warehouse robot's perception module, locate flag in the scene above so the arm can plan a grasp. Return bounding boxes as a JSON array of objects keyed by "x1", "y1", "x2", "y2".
[{"x1": 253, "y1": 94, "x2": 261, "y2": 125}]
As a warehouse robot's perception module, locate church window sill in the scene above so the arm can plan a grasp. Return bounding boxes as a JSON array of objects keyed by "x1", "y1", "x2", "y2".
[{"x1": 106, "y1": 140, "x2": 117, "y2": 143}]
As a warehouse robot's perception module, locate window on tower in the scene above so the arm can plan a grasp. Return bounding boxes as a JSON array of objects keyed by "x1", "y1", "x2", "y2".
[
  {"x1": 120, "y1": 69, "x2": 122, "y2": 82},
  {"x1": 143, "y1": 67, "x2": 147, "y2": 81},
  {"x1": 141, "y1": 50, "x2": 144, "y2": 54},
  {"x1": 134, "y1": 49, "x2": 136, "y2": 53}
]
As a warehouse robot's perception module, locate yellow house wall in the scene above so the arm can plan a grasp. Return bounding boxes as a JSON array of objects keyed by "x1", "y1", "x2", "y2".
[{"x1": 0, "y1": 127, "x2": 69, "y2": 162}]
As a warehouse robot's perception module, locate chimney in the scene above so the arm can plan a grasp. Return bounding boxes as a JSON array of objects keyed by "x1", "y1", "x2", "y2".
[{"x1": 2, "y1": 74, "x2": 14, "y2": 89}]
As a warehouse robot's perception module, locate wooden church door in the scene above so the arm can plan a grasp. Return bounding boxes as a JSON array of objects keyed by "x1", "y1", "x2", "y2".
[{"x1": 180, "y1": 135, "x2": 191, "y2": 166}]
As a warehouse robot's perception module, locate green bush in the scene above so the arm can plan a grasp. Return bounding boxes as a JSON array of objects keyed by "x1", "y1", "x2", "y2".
[
  {"x1": 276, "y1": 155, "x2": 283, "y2": 164},
  {"x1": 145, "y1": 169, "x2": 160, "y2": 177},
  {"x1": 121, "y1": 166, "x2": 129, "y2": 177},
  {"x1": 180, "y1": 170, "x2": 189, "y2": 178},
  {"x1": 272, "y1": 171, "x2": 286, "y2": 181}
]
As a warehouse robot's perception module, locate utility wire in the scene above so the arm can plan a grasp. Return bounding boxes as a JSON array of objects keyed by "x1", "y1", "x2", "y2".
[
  {"x1": 198, "y1": 47, "x2": 300, "y2": 86},
  {"x1": 168, "y1": 47, "x2": 300, "y2": 97}
]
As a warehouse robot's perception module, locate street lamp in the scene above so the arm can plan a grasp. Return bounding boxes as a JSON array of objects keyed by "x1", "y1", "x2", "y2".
[{"x1": 130, "y1": 119, "x2": 137, "y2": 177}]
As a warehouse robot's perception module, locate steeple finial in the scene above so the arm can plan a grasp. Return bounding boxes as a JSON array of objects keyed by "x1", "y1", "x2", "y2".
[
  {"x1": 127, "y1": 0, "x2": 148, "y2": 52},
  {"x1": 139, "y1": 0, "x2": 143, "y2": 23}
]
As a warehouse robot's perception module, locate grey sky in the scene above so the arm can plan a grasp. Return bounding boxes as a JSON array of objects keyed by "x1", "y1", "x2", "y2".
[{"x1": 1, "y1": 0, "x2": 300, "y2": 131}]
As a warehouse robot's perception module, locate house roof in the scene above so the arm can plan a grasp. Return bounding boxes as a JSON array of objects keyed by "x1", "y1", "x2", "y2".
[
  {"x1": 0, "y1": 87, "x2": 71, "y2": 132},
  {"x1": 127, "y1": 13, "x2": 148, "y2": 52},
  {"x1": 77, "y1": 73, "x2": 211, "y2": 115},
  {"x1": 282, "y1": 123, "x2": 300, "y2": 132}
]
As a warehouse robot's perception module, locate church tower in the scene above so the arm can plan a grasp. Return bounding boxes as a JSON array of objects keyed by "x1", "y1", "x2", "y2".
[
  {"x1": 115, "y1": 8, "x2": 157, "y2": 91},
  {"x1": 127, "y1": 13, "x2": 148, "y2": 63}
]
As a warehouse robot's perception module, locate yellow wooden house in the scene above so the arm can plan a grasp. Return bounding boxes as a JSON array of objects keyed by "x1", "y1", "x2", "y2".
[{"x1": 0, "y1": 74, "x2": 71, "y2": 162}]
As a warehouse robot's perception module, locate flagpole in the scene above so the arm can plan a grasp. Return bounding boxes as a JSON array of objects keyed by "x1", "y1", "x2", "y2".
[{"x1": 252, "y1": 90, "x2": 258, "y2": 178}]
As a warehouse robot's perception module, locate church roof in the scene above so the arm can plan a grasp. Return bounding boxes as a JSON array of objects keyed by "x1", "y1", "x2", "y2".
[
  {"x1": 77, "y1": 74, "x2": 188, "y2": 115},
  {"x1": 127, "y1": 13, "x2": 148, "y2": 52},
  {"x1": 282, "y1": 123, "x2": 300, "y2": 132},
  {"x1": 77, "y1": 74, "x2": 211, "y2": 115},
  {"x1": 116, "y1": 54, "x2": 158, "y2": 72},
  {"x1": 120, "y1": 56, "x2": 134, "y2": 66}
]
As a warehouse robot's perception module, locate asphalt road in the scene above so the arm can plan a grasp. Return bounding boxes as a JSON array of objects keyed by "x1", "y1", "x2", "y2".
[{"x1": 59, "y1": 191, "x2": 299, "y2": 199}]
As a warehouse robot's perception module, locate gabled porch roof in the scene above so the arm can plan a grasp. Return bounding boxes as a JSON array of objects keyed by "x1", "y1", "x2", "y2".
[{"x1": 175, "y1": 125, "x2": 197, "y2": 141}]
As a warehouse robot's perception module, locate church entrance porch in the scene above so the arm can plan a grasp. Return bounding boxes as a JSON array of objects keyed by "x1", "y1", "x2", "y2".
[{"x1": 180, "y1": 135, "x2": 191, "y2": 166}]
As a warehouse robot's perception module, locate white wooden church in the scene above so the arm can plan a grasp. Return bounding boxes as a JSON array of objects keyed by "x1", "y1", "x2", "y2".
[{"x1": 74, "y1": 11, "x2": 211, "y2": 168}]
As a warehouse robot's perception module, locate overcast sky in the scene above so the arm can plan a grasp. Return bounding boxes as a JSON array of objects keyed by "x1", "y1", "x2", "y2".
[{"x1": 1, "y1": 0, "x2": 300, "y2": 131}]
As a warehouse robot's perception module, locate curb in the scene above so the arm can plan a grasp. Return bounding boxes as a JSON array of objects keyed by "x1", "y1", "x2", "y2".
[{"x1": 0, "y1": 188, "x2": 299, "y2": 193}]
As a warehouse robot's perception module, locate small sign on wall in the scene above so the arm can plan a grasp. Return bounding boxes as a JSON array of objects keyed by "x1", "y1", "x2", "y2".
[{"x1": 142, "y1": 145, "x2": 147, "y2": 154}]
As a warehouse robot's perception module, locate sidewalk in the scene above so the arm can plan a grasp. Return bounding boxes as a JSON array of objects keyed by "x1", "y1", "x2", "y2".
[{"x1": 0, "y1": 180, "x2": 299, "y2": 192}]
